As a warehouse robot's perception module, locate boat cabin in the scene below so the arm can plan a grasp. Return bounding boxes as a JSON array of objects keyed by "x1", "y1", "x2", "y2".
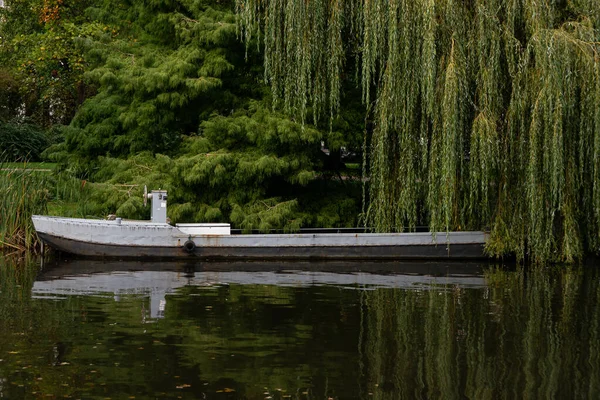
[{"x1": 147, "y1": 189, "x2": 231, "y2": 235}]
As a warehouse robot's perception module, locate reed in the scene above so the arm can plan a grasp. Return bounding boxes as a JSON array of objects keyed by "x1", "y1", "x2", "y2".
[
  {"x1": 0, "y1": 157, "x2": 92, "y2": 253},
  {"x1": 0, "y1": 161, "x2": 49, "y2": 253}
]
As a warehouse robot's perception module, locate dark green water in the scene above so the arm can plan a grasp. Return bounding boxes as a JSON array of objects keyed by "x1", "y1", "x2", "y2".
[{"x1": 1, "y1": 257, "x2": 599, "y2": 399}]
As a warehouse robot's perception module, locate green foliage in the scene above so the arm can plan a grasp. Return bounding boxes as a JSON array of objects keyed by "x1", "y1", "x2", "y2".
[
  {"x1": 0, "y1": 0, "x2": 364, "y2": 239},
  {"x1": 0, "y1": 0, "x2": 102, "y2": 126},
  {"x1": 298, "y1": 180, "x2": 361, "y2": 228},
  {"x1": 237, "y1": 0, "x2": 600, "y2": 262},
  {"x1": 230, "y1": 198, "x2": 300, "y2": 232},
  {"x1": 62, "y1": 0, "x2": 240, "y2": 159},
  {"x1": 5, "y1": 0, "x2": 598, "y2": 261},
  {"x1": 77, "y1": 105, "x2": 361, "y2": 229},
  {"x1": 0, "y1": 162, "x2": 49, "y2": 251},
  {"x1": 0, "y1": 69, "x2": 21, "y2": 121},
  {"x1": 0, "y1": 152, "x2": 89, "y2": 251},
  {"x1": 45, "y1": 172, "x2": 93, "y2": 218},
  {"x1": 0, "y1": 0, "x2": 381, "y2": 246},
  {"x1": 0, "y1": 121, "x2": 49, "y2": 161}
]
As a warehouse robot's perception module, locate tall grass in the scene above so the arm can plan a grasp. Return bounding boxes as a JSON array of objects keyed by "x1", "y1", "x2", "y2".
[
  {"x1": 0, "y1": 161, "x2": 49, "y2": 252},
  {"x1": 0, "y1": 158, "x2": 92, "y2": 253}
]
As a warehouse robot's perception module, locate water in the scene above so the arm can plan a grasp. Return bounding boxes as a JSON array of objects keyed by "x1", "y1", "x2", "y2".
[{"x1": 1, "y1": 257, "x2": 599, "y2": 399}]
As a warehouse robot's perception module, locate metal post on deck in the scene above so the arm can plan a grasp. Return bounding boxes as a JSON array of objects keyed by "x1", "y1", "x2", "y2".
[{"x1": 40, "y1": 241, "x2": 45, "y2": 269}]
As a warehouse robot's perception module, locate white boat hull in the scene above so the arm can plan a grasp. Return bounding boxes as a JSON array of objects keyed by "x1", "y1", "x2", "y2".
[{"x1": 32, "y1": 215, "x2": 488, "y2": 260}]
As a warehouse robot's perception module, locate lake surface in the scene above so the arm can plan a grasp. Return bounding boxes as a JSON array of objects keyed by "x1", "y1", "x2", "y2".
[{"x1": 1, "y1": 257, "x2": 599, "y2": 399}]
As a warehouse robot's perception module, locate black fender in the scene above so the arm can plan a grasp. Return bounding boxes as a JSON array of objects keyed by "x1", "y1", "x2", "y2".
[{"x1": 183, "y1": 239, "x2": 196, "y2": 253}]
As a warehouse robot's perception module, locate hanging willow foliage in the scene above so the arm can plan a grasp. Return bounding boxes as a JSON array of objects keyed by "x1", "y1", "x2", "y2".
[{"x1": 236, "y1": 0, "x2": 600, "y2": 263}]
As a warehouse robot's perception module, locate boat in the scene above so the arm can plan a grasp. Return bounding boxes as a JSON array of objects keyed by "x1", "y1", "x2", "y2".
[{"x1": 32, "y1": 188, "x2": 488, "y2": 260}]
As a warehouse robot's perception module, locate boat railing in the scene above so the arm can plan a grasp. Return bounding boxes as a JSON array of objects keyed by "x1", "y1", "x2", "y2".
[{"x1": 230, "y1": 227, "x2": 431, "y2": 235}]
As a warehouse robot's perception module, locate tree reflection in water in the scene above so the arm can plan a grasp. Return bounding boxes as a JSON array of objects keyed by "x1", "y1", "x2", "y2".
[
  {"x1": 1, "y1": 258, "x2": 599, "y2": 399},
  {"x1": 358, "y1": 266, "x2": 600, "y2": 399}
]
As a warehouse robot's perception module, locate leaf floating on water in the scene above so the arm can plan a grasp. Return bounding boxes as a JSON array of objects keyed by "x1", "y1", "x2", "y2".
[
  {"x1": 60, "y1": 362, "x2": 70, "y2": 365},
  {"x1": 175, "y1": 384, "x2": 191, "y2": 389},
  {"x1": 8, "y1": 351, "x2": 19, "y2": 354}
]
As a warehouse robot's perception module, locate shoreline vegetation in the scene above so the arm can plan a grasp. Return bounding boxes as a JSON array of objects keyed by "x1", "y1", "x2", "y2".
[
  {"x1": 0, "y1": 160, "x2": 87, "y2": 254},
  {"x1": 0, "y1": 158, "x2": 595, "y2": 265},
  {"x1": 0, "y1": 162, "x2": 48, "y2": 253},
  {"x1": 1, "y1": 167, "x2": 598, "y2": 265}
]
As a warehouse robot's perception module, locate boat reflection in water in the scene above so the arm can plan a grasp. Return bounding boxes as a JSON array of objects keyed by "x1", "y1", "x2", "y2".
[
  {"x1": 16, "y1": 258, "x2": 600, "y2": 399},
  {"x1": 32, "y1": 259, "x2": 486, "y2": 319}
]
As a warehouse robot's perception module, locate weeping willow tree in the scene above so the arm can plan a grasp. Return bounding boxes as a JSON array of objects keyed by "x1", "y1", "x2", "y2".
[{"x1": 236, "y1": 0, "x2": 600, "y2": 262}]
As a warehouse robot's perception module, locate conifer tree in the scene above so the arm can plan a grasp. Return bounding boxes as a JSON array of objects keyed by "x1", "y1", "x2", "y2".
[{"x1": 44, "y1": 0, "x2": 362, "y2": 231}]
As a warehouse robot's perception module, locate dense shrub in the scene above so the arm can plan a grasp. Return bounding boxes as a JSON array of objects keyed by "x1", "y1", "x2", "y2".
[{"x1": 0, "y1": 121, "x2": 49, "y2": 161}]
